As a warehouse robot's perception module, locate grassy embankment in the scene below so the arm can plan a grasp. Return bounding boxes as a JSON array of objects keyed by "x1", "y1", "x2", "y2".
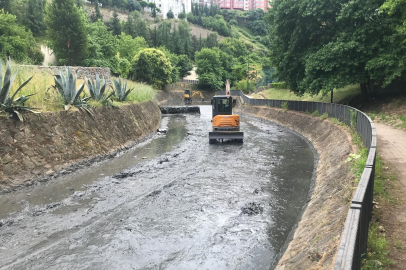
[
  {"x1": 4, "y1": 64, "x2": 156, "y2": 113},
  {"x1": 346, "y1": 131, "x2": 395, "y2": 269},
  {"x1": 255, "y1": 84, "x2": 406, "y2": 129},
  {"x1": 252, "y1": 84, "x2": 361, "y2": 103}
]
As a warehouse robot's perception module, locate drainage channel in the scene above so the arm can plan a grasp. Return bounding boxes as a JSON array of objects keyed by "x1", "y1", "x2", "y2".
[{"x1": 0, "y1": 106, "x2": 315, "y2": 270}]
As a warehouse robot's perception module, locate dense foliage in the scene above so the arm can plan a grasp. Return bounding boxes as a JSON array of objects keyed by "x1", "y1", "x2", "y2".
[
  {"x1": 1, "y1": 0, "x2": 270, "y2": 90},
  {"x1": 268, "y1": 0, "x2": 406, "y2": 96},
  {"x1": 0, "y1": 10, "x2": 44, "y2": 64}
]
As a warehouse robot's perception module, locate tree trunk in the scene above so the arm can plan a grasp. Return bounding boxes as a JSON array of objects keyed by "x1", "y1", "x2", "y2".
[{"x1": 360, "y1": 83, "x2": 368, "y2": 96}]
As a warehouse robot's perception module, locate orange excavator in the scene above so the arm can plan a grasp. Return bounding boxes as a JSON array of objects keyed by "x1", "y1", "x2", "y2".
[
  {"x1": 184, "y1": 89, "x2": 204, "y2": 104},
  {"x1": 209, "y1": 80, "x2": 243, "y2": 144}
]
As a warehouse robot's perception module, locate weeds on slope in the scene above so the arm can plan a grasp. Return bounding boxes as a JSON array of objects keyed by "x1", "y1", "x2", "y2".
[{"x1": 344, "y1": 129, "x2": 394, "y2": 269}]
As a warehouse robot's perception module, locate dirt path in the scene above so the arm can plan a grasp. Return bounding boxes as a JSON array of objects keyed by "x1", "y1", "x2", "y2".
[{"x1": 375, "y1": 123, "x2": 406, "y2": 268}]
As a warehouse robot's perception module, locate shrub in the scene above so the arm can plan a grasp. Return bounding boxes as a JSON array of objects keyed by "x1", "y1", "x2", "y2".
[
  {"x1": 271, "y1": 82, "x2": 288, "y2": 89},
  {"x1": 281, "y1": 101, "x2": 289, "y2": 111},
  {"x1": 320, "y1": 112, "x2": 328, "y2": 120},
  {"x1": 112, "y1": 76, "x2": 133, "y2": 101},
  {"x1": 51, "y1": 66, "x2": 88, "y2": 110},
  {"x1": 178, "y1": 12, "x2": 186, "y2": 20},
  {"x1": 0, "y1": 58, "x2": 37, "y2": 121},
  {"x1": 311, "y1": 110, "x2": 320, "y2": 117},
  {"x1": 86, "y1": 75, "x2": 113, "y2": 104}
]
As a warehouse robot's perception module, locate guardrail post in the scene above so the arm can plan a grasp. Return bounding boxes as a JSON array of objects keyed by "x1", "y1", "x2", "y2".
[{"x1": 335, "y1": 204, "x2": 362, "y2": 270}]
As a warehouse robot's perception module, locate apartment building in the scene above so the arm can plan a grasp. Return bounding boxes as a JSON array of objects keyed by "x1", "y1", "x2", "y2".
[
  {"x1": 215, "y1": 0, "x2": 269, "y2": 11},
  {"x1": 191, "y1": 0, "x2": 216, "y2": 6},
  {"x1": 147, "y1": 0, "x2": 192, "y2": 19}
]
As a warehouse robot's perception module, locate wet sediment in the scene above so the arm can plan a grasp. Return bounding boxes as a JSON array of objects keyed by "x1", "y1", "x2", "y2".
[{"x1": 236, "y1": 103, "x2": 355, "y2": 270}]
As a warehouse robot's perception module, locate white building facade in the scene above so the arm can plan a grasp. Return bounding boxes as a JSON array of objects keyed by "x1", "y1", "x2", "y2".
[{"x1": 148, "y1": 0, "x2": 192, "y2": 19}]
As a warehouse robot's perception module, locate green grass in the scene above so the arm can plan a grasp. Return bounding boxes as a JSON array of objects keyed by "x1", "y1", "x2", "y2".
[
  {"x1": 311, "y1": 110, "x2": 320, "y2": 117},
  {"x1": 320, "y1": 112, "x2": 328, "y2": 120},
  {"x1": 343, "y1": 128, "x2": 394, "y2": 269},
  {"x1": 362, "y1": 223, "x2": 393, "y2": 269},
  {"x1": 126, "y1": 80, "x2": 157, "y2": 103},
  {"x1": 368, "y1": 112, "x2": 406, "y2": 129},
  {"x1": 329, "y1": 118, "x2": 343, "y2": 125},
  {"x1": 343, "y1": 130, "x2": 393, "y2": 269},
  {"x1": 230, "y1": 25, "x2": 268, "y2": 51},
  {"x1": 252, "y1": 84, "x2": 360, "y2": 103}
]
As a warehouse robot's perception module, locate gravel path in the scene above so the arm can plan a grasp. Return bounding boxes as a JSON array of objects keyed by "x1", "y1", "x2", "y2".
[{"x1": 375, "y1": 123, "x2": 406, "y2": 268}]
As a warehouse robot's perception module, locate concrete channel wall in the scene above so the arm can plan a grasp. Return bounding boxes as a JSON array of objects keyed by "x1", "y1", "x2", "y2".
[{"x1": 0, "y1": 101, "x2": 161, "y2": 193}]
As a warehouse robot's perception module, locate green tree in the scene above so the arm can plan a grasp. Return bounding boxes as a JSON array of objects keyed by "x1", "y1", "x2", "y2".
[
  {"x1": 139, "y1": 0, "x2": 147, "y2": 11},
  {"x1": 0, "y1": 0, "x2": 11, "y2": 12},
  {"x1": 26, "y1": 0, "x2": 47, "y2": 36},
  {"x1": 0, "y1": 10, "x2": 44, "y2": 64},
  {"x1": 195, "y1": 48, "x2": 224, "y2": 89},
  {"x1": 178, "y1": 12, "x2": 186, "y2": 20},
  {"x1": 219, "y1": 38, "x2": 247, "y2": 58},
  {"x1": 123, "y1": 13, "x2": 136, "y2": 37},
  {"x1": 109, "y1": 8, "x2": 121, "y2": 36},
  {"x1": 94, "y1": 0, "x2": 103, "y2": 21},
  {"x1": 178, "y1": 54, "x2": 193, "y2": 78},
  {"x1": 267, "y1": 0, "x2": 397, "y2": 96},
  {"x1": 157, "y1": 46, "x2": 179, "y2": 83},
  {"x1": 206, "y1": 33, "x2": 218, "y2": 48},
  {"x1": 368, "y1": 0, "x2": 406, "y2": 86},
  {"x1": 178, "y1": 20, "x2": 192, "y2": 56},
  {"x1": 45, "y1": 0, "x2": 88, "y2": 65},
  {"x1": 167, "y1": 9, "x2": 174, "y2": 19},
  {"x1": 83, "y1": 20, "x2": 117, "y2": 70},
  {"x1": 117, "y1": 32, "x2": 148, "y2": 62},
  {"x1": 131, "y1": 48, "x2": 173, "y2": 89},
  {"x1": 127, "y1": 0, "x2": 141, "y2": 12}
]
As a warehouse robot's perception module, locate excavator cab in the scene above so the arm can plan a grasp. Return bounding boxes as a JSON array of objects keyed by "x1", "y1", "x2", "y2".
[
  {"x1": 184, "y1": 89, "x2": 192, "y2": 104},
  {"x1": 184, "y1": 89, "x2": 204, "y2": 104},
  {"x1": 209, "y1": 95, "x2": 244, "y2": 144}
]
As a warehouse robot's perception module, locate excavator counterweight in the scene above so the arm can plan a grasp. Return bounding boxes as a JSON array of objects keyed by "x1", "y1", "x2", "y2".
[{"x1": 209, "y1": 80, "x2": 243, "y2": 143}]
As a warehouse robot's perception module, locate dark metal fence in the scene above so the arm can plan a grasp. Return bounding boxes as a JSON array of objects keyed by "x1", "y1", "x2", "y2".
[
  {"x1": 180, "y1": 79, "x2": 199, "y2": 84},
  {"x1": 217, "y1": 90, "x2": 376, "y2": 270}
]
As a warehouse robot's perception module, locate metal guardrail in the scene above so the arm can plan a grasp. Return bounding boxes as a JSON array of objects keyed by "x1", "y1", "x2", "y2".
[{"x1": 217, "y1": 90, "x2": 376, "y2": 270}]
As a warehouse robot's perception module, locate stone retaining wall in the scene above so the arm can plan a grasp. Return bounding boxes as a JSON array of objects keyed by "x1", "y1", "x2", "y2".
[
  {"x1": 21, "y1": 65, "x2": 111, "y2": 83},
  {"x1": 0, "y1": 101, "x2": 161, "y2": 193},
  {"x1": 164, "y1": 82, "x2": 198, "y2": 91},
  {"x1": 236, "y1": 104, "x2": 355, "y2": 270}
]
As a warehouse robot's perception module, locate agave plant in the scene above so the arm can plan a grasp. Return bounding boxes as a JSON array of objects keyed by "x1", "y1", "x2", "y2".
[
  {"x1": 0, "y1": 58, "x2": 37, "y2": 121},
  {"x1": 112, "y1": 76, "x2": 134, "y2": 102},
  {"x1": 86, "y1": 74, "x2": 114, "y2": 104},
  {"x1": 52, "y1": 66, "x2": 89, "y2": 110}
]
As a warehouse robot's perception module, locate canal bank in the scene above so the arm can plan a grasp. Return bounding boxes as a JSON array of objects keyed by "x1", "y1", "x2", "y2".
[{"x1": 0, "y1": 101, "x2": 161, "y2": 193}]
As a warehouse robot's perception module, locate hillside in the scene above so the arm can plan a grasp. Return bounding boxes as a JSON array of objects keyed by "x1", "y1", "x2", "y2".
[
  {"x1": 84, "y1": 4, "x2": 266, "y2": 51},
  {"x1": 83, "y1": 3, "x2": 156, "y2": 22},
  {"x1": 150, "y1": 20, "x2": 225, "y2": 41}
]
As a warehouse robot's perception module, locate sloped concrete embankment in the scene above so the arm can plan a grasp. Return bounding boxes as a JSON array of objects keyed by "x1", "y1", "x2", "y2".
[
  {"x1": 0, "y1": 101, "x2": 161, "y2": 193},
  {"x1": 237, "y1": 105, "x2": 355, "y2": 269}
]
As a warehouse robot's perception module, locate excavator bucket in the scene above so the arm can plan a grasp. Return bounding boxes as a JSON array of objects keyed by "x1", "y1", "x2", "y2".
[{"x1": 209, "y1": 131, "x2": 244, "y2": 143}]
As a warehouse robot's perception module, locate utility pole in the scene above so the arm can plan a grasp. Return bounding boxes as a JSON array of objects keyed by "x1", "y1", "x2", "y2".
[
  {"x1": 247, "y1": 53, "x2": 249, "y2": 93},
  {"x1": 331, "y1": 89, "x2": 333, "y2": 103}
]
